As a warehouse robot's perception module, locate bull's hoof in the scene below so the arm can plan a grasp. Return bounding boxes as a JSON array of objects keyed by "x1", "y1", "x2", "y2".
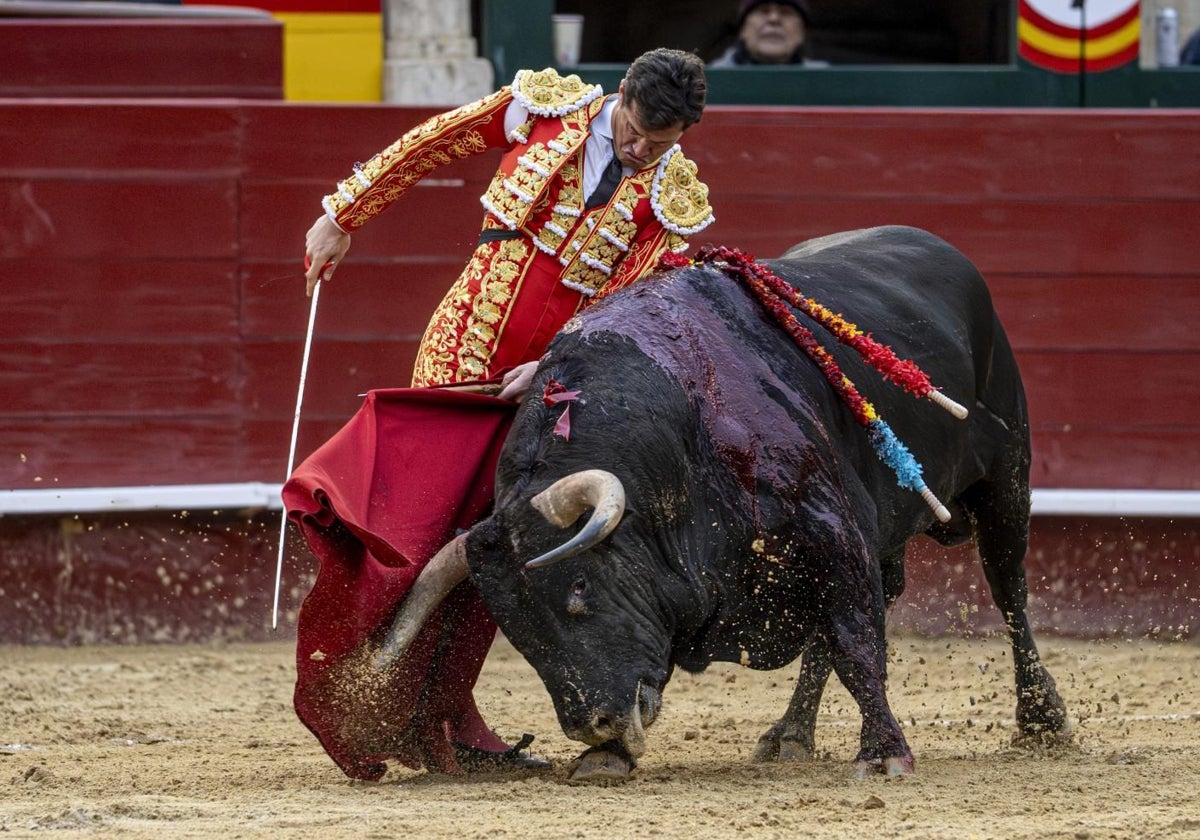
[
  {"x1": 1011, "y1": 719, "x2": 1075, "y2": 752},
  {"x1": 1015, "y1": 674, "x2": 1071, "y2": 738},
  {"x1": 752, "y1": 724, "x2": 814, "y2": 763},
  {"x1": 567, "y1": 742, "x2": 636, "y2": 784},
  {"x1": 852, "y1": 755, "x2": 914, "y2": 780}
]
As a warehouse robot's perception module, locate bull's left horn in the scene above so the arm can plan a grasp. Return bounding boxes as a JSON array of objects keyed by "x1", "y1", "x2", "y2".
[
  {"x1": 525, "y1": 469, "x2": 626, "y2": 569},
  {"x1": 374, "y1": 533, "x2": 469, "y2": 670}
]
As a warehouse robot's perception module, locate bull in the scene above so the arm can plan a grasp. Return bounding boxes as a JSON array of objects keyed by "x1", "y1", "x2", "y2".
[{"x1": 381, "y1": 225, "x2": 1071, "y2": 781}]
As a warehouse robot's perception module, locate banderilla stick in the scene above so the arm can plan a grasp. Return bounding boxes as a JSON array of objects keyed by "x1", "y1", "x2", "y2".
[{"x1": 272, "y1": 262, "x2": 325, "y2": 629}]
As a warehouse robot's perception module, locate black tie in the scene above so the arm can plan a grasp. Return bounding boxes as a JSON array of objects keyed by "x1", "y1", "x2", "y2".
[{"x1": 586, "y1": 150, "x2": 623, "y2": 209}]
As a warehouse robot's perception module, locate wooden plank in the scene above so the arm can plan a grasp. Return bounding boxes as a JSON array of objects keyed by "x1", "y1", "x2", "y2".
[
  {"x1": 240, "y1": 103, "x2": 494, "y2": 181},
  {"x1": 1, "y1": 509, "x2": 1193, "y2": 643},
  {"x1": 243, "y1": 417, "x2": 357, "y2": 480},
  {"x1": 240, "y1": 338, "x2": 416, "y2": 421},
  {"x1": 0, "y1": 342, "x2": 241, "y2": 417},
  {"x1": 1020, "y1": 351, "x2": 1199, "y2": 427},
  {"x1": 0, "y1": 511, "x2": 287, "y2": 644},
  {"x1": 1030, "y1": 426, "x2": 1200, "y2": 489},
  {"x1": 241, "y1": 180, "x2": 487, "y2": 261},
  {"x1": 241, "y1": 261, "x2": 458, "y2": 339},
  {"x1": 896, "y1": 516, "x2": 1200, "y2": 637},
  {"x1": 701, "y1": 196, "x2": 1199, "y2": 276},
  {"x1": 0, "y1": 102, "x2": 240, "y2": 173},
  {"x1": 0, "y1": 179, "x2": 238, "y2": 261},
  {"x1": 691, "y1": 107, "x2": 1200, "y2": 201},
  {"x1": 990, "y1": 275, "x2": 1200, "y2": 353},
  {"x1": 244, "y1": 104, "x2": 1200, "y2": 203},
  {"x1": 0, "y1": 19, "x2": 282, "y2": 99},
  {"x1": 2, "y1": 261, "x2": 237, "y2": 342},
  {"x1": 0, "y1": 419, "x2": 241, "y2": 488}
]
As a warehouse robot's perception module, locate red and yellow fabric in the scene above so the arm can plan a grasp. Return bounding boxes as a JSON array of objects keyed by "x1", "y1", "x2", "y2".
[
  {"x1": 1017, "y1": 0, "x2": 1140, "y2": 73},
  {"x1": 321, "y1": 67, "x2": 714, "y2": 387}
]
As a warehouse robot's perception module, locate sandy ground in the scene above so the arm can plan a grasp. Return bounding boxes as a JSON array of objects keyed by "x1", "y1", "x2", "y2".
[{"x1": 2, "y1": 633, "x2": 1198, "y2": 839}]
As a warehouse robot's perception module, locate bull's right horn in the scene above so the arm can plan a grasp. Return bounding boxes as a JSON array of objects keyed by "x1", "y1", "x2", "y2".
[
  {"x1": 374, "y1": 533, "x2": 469, "y2": 671},
  {"x1": 525, "y1": 469, "x2": 626, "y2": 569}
]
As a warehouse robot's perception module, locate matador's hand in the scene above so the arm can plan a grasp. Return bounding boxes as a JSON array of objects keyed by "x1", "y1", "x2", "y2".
[
  {"x1": 498, "y1": 361, "x2": 539, "y2": 402},
  {"x1": 304, "y1": 215, "x2": 352, "y2": 296}
]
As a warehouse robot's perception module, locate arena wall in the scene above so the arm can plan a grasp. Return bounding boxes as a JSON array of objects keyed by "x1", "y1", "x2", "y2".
[{"x1": 1, "y1": 100, "x2": 1197, "y2": 643}]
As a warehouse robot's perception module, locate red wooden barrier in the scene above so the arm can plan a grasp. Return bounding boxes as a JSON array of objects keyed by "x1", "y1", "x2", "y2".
[
  {"x1": 2, "y1": 101, "x2": 1197, "y2": 491},
  {"x1": 1, "y1": 100, "x2": 1197, "y2": 643},
  {"x1": 0, "y1": 18, "x2": 283, "y2": 98}
]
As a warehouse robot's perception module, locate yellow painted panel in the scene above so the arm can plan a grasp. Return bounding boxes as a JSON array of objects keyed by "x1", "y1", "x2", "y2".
[{"x1": 276, "y1": 12, "x2": 383, "y2": 102}]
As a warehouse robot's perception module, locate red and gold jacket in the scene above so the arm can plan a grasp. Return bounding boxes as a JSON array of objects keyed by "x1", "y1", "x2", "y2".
[{"x1": 321, "y1": 68, "x2": 714, "y2": 300}]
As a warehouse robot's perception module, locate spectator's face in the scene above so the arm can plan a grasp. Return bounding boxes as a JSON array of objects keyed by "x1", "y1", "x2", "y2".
[
  {"x1": 740, "y1": 2, "x2": 806, "y2": 64},
  {"x1": 612, "y1": 84, "x2": 685, "y2": 170}
]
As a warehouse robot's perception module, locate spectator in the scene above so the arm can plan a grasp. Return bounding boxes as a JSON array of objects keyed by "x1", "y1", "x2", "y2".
[{"x1": 710, "y1": 0, "x2": 826, "y2": 67}]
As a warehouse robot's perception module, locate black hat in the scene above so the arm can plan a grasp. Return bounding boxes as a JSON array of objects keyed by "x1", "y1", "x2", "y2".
[{"x1": 737, "y1": 0, "x2": 811, "y2": 27}]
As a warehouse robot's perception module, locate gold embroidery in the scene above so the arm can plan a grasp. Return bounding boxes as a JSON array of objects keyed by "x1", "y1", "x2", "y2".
[
  {"x1": 555, "y1": 177, "x2": 653, "y2": 295},
  {"x1": 509, "y1": 143, "x2": 559, "y2": 201},
  {"x1": 513, "y1": 69, "x2": 600, "y2": 115},
  {"x1": 325, "y1": 88, "x2": 511, "y2": 231},
  {"x1": 653, "y1": 150, "x2": 714, "y2": 234},
  {"x1": 480, "y1": 129, "x2": 588, "y2": 230},
  {"x1": 411, "y1": 238, "x2": 533, "y2": 386},
  {"x1": 664, "y1": 231, "x2": 688, "y2": 252},
  {"x1": 533, "y1": 163, "x2": 583, "y2": 255}
]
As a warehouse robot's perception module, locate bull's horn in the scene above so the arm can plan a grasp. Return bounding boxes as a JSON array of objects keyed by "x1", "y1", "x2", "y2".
[
  {"x1": 525, "y1": 469, "x2": 627, "y2": 569},
  {"x1": 374, "y1": 533, "x2": 469, "y2": 670}
]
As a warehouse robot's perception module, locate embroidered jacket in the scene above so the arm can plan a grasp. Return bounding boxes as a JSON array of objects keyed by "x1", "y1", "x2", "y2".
[{"x1": 321, "y1": 68, "x2": 714, "y2": 299}]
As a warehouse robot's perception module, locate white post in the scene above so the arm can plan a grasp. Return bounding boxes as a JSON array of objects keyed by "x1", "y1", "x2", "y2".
[{"x1": 382, "y1": 0, "x2": 495, "y2": 105}]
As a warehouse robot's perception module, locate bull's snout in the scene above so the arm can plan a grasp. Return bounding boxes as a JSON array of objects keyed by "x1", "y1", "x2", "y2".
[{"x1": 563, "y1": 684, "x2": 661, "y2": 758}]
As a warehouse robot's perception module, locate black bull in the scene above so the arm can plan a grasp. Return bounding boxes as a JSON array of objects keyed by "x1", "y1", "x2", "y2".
[{"x1": 397, "y1": 225, "x2": 1071, "y2": 779}]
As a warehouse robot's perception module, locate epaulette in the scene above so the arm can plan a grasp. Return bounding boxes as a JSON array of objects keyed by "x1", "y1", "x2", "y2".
[
  {"x1": 651, "y1": 147, "x2": 715, "y2": 236},
  {"x1": 511, "y1": 68, "x2": 604, "y2": 118}
]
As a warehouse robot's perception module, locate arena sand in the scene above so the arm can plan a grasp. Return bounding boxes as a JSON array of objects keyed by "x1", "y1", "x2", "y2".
[{"x1": 2, "y1": 633, "x2": 1198, "y2": 839}]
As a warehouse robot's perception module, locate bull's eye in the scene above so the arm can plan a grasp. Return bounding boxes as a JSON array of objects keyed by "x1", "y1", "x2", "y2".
[{"x1": 566, "y1": 577, "x2": 590, "y2": 615}]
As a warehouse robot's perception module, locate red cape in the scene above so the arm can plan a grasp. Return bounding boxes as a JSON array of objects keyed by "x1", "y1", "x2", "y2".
[{"x1": 282, "y1": 387, "x2": 515, "y2": 780}]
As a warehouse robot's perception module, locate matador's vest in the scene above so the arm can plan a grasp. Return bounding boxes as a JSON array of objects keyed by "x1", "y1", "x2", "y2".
[{"x1": 321, "y1": 68, "x2": 714, "y2": 300}]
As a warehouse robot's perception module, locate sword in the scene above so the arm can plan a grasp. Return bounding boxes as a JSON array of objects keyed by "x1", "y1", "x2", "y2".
[{"x1": 272, "y1": 262, "x2": 325, "y2": 629}]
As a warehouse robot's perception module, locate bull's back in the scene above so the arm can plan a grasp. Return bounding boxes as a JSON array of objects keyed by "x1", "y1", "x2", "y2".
[
  {"x1": 774, "y1": 226, "x2": 1016, "y2": 414},
  {"x1": 587, "y1": 223, "x2": 1021, "y2": 503}
]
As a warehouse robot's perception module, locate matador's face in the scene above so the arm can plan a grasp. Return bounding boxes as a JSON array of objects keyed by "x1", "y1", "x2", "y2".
[{"x1": 611, "y1": 82, "x2": 685, "y2": 171}]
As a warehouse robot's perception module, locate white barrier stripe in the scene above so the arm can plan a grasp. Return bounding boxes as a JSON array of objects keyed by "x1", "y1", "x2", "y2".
[
  {"x1": 0, "y1": 486, "x2": 1198, "y2": 517},
  {"x1": 1030, "y1": 489, "x2": 1200, "y2": 517},
  {"x1": 0, "y1": 483, "x2": 285, "y2": 514}
]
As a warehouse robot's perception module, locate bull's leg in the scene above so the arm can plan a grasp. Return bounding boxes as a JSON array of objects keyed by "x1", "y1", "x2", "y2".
[
  {"x1": 964, "y1": 479, "x2": 1070, "y2": 740},
  {"x1": 752, "y1": 636, "x2": 832, "y2": 762},
  {"x1": 827, "y1": 608, "x2": 913, "y2": 777},
  {"x1": 822, "y1": 548, "x2": 914, "y2": 776},
  {"x1": 754, "y1": 548, "x2": 906, "y2": 764}
]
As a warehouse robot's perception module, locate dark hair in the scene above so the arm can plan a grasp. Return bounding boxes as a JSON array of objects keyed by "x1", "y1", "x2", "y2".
[{"x1": 621, "y1": 48, "x2": 707, "y2": 130}]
